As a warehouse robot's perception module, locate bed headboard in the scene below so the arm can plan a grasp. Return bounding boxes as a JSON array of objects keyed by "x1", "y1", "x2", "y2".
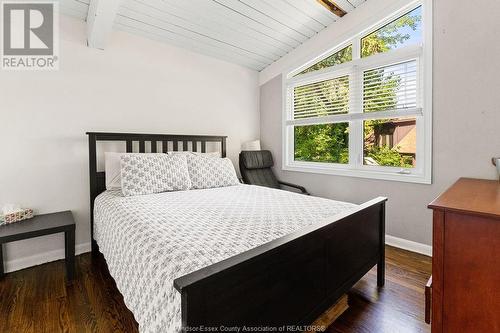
[{"x1": 86, "y1": 132, "x2": 227, "y2": 250}]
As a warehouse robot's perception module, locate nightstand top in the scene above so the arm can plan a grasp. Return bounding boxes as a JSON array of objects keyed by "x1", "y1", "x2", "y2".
[{"x1": 0, "y1": 211, "x2": 74, "y2": 242}]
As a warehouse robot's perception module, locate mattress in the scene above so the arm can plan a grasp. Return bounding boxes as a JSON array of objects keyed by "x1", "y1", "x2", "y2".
[{"x1": 93, "y1": 184, "x2": 357, "y2": 333}]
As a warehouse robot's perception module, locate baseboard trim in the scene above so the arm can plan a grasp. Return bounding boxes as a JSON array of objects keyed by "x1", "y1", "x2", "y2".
[
  {"x1": 4, "y1": 242, "x2": 91, "y2": 273},
  {"x1": 386, "y1": 235, "x2": 432, "y2": 257},
  {"x1": 4, "y1": 235, "x2": 430, "y2": 273}
]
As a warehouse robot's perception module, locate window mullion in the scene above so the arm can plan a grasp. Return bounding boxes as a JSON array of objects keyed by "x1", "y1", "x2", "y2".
[
  {"x1": 348, "y1": 36, "x2": 362, "y2": 168},
  {"x1": 285, "y1": 84, "x2": 294, "y2": 168},
  {"x1": 348, "y1": 38, "x2": 363, "y2": 167}
]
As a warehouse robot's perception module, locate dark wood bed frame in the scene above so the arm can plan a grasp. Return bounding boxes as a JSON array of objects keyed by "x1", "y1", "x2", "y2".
[{"x1": 87, "y1": 132, "x2": 387, "y2": 332}]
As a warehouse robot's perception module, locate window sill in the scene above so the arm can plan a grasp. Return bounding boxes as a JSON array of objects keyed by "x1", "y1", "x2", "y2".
[{"x1": 283, "y1": 163, "x2": 432, "y2": 184}]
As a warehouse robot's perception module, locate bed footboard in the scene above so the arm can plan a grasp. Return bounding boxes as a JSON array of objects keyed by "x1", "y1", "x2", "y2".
[{"x1": 174, "y1": 197, "x2": 387, "y2": 332}]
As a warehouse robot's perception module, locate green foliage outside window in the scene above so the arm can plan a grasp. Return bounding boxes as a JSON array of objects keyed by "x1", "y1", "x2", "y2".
[
  {"x1": 363, "y1": 120, "x2": 414, "y2": 168},
  {"x1": 361, "y1": 9, "x2": 422, "y2": 58},
  {"x1": 294, "y1": 123, "x2": 349, "y2": 164},
  {"x1": 294, "y1": 8, "x2": 421, "y2": 168},
  {"x1": 365, "y1": 145, "x2": 414, "y2": 168},
  {"x1": 297, "y1": 45, "x2": 352, "y2": 76},
  {"x1": 294, "y1": 76, "x2": 350, "y2": 119}
]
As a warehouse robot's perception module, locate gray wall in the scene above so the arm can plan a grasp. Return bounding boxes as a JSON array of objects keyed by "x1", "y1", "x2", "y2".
[{"x1": 260, "y1": 0, "x2": 500, "y2": 246}]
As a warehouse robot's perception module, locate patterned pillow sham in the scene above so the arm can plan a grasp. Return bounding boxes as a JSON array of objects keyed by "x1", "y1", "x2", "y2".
[
  {"x1": 120, "y1": 154, "x2": 192, "y2": 196},
  {"x1": 186, "y1": 154, "x2": 240, "y2": 189}
]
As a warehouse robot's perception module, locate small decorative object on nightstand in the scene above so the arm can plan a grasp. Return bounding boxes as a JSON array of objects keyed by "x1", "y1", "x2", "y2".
[
  {"x1": 0, "y1": 204, "x2": 34, "y2": 226},
  {"x1": 0, "y1": 211, "x2": 76, "y2": 280}
]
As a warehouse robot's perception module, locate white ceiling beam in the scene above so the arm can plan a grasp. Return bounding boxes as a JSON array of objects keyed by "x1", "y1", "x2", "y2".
[{"x1": 86, "y1": 0, "x2": 122, "y2": 49}]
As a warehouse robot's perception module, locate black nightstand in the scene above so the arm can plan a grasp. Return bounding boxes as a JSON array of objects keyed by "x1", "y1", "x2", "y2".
[{"x1": 0, "y1": 211, "x2": 75, "y2": 280}]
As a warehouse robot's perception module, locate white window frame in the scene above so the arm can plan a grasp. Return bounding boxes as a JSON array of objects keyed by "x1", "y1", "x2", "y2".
[{"x1": 282, "y1": 0, "x2": 432, "y2": 184}]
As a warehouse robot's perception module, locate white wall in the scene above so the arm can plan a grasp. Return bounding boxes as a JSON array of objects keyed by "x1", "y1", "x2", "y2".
[
  {"x1": 0, "y1": 16, "x2": 260, "y2": 271},
  {"x1": 260, "y1": 0, "x2": 500, "y2": 248}
]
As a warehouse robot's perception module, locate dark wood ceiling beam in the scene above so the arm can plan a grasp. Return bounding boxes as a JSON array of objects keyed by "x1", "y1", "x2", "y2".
[{"x1": 316, "y1": 0, "x2": 347, "y2": 17}]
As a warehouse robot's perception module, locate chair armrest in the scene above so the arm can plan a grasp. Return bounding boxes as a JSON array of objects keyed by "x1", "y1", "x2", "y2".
[{"x1": 278, "y1": 181, "x2": 310, "y2": 195}]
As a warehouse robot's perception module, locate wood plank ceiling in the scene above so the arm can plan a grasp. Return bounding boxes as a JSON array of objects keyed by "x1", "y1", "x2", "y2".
[{"x1": 59, "y1": 0, "x2": 366, "y2": 71}]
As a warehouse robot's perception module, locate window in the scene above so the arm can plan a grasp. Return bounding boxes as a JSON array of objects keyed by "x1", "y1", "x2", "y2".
[
  {"x1": 363, "y1": 117, "x2": 417, "y2": 168},
  {"x1": 296, "y1": 45, "x2": 352, "y2": 75},
  {"x1": 284, "y1": 1, "x2": 431, "y2": 183},
  {"x1": 293, "y1": 76, "x2": 350, "y2": 118},
  {"x1": 362, "y1": 6, "x2": 422, "y2": 58},
  {"x1": 363, "y1": 61, "x2": 418, "y2": 114},
  {"x1": 294, "y1": 123, "x2": 349, "y2": 164}
]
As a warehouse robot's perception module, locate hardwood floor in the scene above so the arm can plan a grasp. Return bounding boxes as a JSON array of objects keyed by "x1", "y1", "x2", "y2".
[
  {"x1": 329, "y1": 246, "x2": 431, "y2": 333},
  {"x1": 0, "y1": 246, "x2": 431, "y2": 333}
]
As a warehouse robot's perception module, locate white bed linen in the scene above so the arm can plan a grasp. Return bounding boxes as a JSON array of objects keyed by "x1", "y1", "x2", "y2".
[{"x1": 94, "y1": 184, "x2": 357, "y2": 333}]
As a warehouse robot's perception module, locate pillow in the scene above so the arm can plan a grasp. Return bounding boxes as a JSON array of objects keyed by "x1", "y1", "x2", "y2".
[
  {"x1": 168, "y1": 151, "x2": 220, "y2": 157},
  {"x1": 104, "y1": 152, "x2": 125, "y2": 190},
  {"x1": 120, "y1": 153, "x2": 192, "y2": 196},
  {"x1": 106, "y1": 152, "x2": 173, "y2": 190},
  {"x1": 186, "y1": 154, "x2": 240, "y2": 189}
]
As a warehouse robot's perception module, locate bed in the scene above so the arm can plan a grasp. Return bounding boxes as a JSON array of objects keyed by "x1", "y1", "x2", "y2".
[{"x1": 87, "y1": 132, "x2": 387, "y2": 333}]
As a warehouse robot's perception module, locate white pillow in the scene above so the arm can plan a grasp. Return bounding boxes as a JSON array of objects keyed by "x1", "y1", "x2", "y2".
[
  {"x1": 186, "y1": 154, "x2": 240, "y2": 189},
  {"x1": 120, "y1": 153, "x2": 192, "y2": 196},
  {"x1": 104, "y1": 152, "x2": 125, "y2": 190},
  {"x1": 168, "y1": 151, "x2": 220, "y2": 157}
]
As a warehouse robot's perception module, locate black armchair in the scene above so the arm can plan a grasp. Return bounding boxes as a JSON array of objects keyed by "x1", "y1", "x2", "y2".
[{"x1": 239, "y1": 150, "x2": 309, "y2": 195}]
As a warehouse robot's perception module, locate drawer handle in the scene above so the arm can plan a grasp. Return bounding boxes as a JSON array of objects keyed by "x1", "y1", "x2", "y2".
[{"x1": 425, "y1": 276, "x2": 432, "y2": 324}]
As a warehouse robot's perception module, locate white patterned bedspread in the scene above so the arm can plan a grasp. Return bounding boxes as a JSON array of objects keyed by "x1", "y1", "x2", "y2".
[{"x1": 94, "y1": 184, "x2": 357, "y2": 333}]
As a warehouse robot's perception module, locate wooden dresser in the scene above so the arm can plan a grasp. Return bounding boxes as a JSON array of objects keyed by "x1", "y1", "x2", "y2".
[{"x1": 427, "y1": 178, "x2": 500, "y2": 332}]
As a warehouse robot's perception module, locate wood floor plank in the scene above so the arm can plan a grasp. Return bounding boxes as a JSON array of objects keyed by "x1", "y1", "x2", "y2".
[
  {"x1": 33, "y1": 297, "x2": 71, "y2": 333},
  {"x1": 31, "y1": 260, "x2": 66, "y2": 302},
  {"x1": 0, "y1": 277, "x2": 25, "y2": 332},
  {"x1": 328, "y1": 246, "x2": 431, "y2": 333},
  {"x1": 0, "y1": 246, "x2": 431, "y2": 332},
  {"x1": 7, "y1": 276, "x2": 35, "y2": 333}
]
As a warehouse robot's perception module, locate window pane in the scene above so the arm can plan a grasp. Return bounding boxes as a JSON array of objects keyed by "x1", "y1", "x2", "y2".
[
  {"x1": 363, "y1": 60, "x2": 417, "y2": 113},
  {"x1": 296, "y1": 45, "x2": 352, "y2": 76},
  {"x1": 294, "y1": 76, "x2": 349, "y2": 119},
  {"x1": 294, "y1": 123, "x2": 349, "y2": 164},
  {"x1": 363, "y1": 118, "x2": 416, "y2": 168},
  {"x1": 361, "y1": 6, "x2": 422, "y2": 58}
]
